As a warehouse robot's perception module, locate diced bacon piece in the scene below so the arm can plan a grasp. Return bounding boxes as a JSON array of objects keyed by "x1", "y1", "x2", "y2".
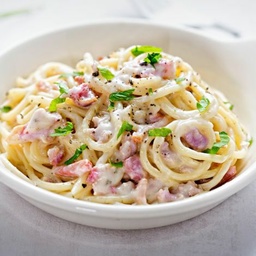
[
  {"x1": 146, "y1": 178, "x2": 164, "y2": 202},
  {"x1": 131, "y1": 132, "x2": 144, "y2": 143},
  {"x1": 147, "y1": 112, "x2": 163, "y2": 124},
  {"x1": 182, "y1": 128, "x2": 208, "y2": 151},
  {"x1": 74, "y1": 76, "x2": 85, "y2": 85},
  {"x1": 115, "y1": 181, "x2": 135, "y2": 195},
  {"x1": 23, "y1": 108, "x2": 61, "y2": 138},
  {"x1": 110, "y1": 186, "x2": 117, "y2": 194},
  {"x1": 157, "y1": 181, "x2": 202, "y2": 203},
  {"x1": 133, "y1": 178, "x2": 148, "y2": 204},
  {"x1": 171, "y1": 181, "x2": 202, "y2": 198},
  {"x1": 151, "y1": 116, "x2": 170, "y2": 128},
  {"x1": 26, "y1": 108, "x2": 61, "y2": 134},
  {"x1": 87, "y1": 164, "x2": 124, "y2": 195},
  {"x1": 124, "y1": 155, "x2": 144, "y2": 182},
  {"x1": 219, "y1": 166, "x2": 237, "y2": 186},
  {"x1": 119, "y1": 134, "x2": 137, "y2": 160},
  {"x1": 157, "y1": 188, "x2": 179, "y2": 203},
  {"x1": 68, "y1": 83, "x2": 97, "y2": 107},
  {"x1": 86, "y1": 167, "x2": 99, "y2": 183},
  {"x1": 54, "y1": 159, "x2": 92, "y2": 180},
  {"x1": 36, "y1": 80, "x2": 59, "y2": 91},
  {"x1": 36, "y1": 81, "x2": 52, "y2": 92},
  {"x1": 90, "y1": 114, "x2": 113, "y2": 143},
  {"x1": 160, "y1": 142, "x2": 180, "y2": 168},
  {"x1": 153, "y1": 59, "x2": 175, "y2": 79},
  {"x1": 47, "y1": 146, "x2": 64, "y2": 166},
  {"x1": 7, "y1": 108, "x2": 61, "y2": 144}
]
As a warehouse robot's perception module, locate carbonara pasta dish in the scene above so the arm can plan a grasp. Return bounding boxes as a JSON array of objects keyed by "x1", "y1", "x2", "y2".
[{"x1": 0, "y1": 45, "x2": 251, "y2": 205}]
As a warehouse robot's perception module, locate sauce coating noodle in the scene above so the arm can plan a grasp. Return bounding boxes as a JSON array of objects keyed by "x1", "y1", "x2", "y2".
[{"x1": 0, "y1": 46, "x2": 250, "y2": 204}]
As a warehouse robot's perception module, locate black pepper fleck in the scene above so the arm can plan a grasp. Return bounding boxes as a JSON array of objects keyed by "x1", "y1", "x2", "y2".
[{"x1": 92, "y1": 71, "x2": 99, "y2": 77}]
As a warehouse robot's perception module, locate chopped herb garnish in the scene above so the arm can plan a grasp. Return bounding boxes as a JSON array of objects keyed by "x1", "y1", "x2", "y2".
[
  {"x1": 110, "y1": 161, "x2": 123, "y2": 168},
  {"x1": 54, "y1": 81, "x2": 69, "y2": 94},
  {"x1": 249, "y1": 138, "x2": 253, "y2": 147},
  {"x1": 148, "y1": 127, "x2": 172, "y2": 137},
  {"x1": 197, "y1": 96, "x2": 210, "y2": 113},
  {"x1": 0, "y1": 105, "x2": 12, "y2": 113},
  {"x1": 59, "y1": 71, "x2": 84, "y2": 78},
  {"x1": 117, "y1": 121, "x2": 133, "y2": 139},
  {"x1": 98, "y1": 67, "x2": 115, "y2": 81},
  {"x1": 49, "y1": 82, "x2": 69, "y2": 112},
  {"x1": 50, "y1": 122, "x2": 74, "y2": 137},
  {"x1": 144, "y1": 52, "x2": 162, "y2": 68},
  {"x1": 175, "y1": 77, "x2": 186, "y2": 84},
  {"x1": 131, "y1": 45, "x2": 162, "y2": 57},
  {"x1": 109, "y1": 89, "x2": 135, "y2": 102},
  {"x1": 204, "y1": 131, "x2": 230, "y2": 154},
  {"x1": 148, "y1": 88, "x2": 153, "y2": 95},
  {"x1": 49, "y1": 97, "x2": 66, "y2": 112},
  {"x1": 73, "y1": 71, "x2": 84, "y2": 76},
  {"x1": 108, "y1": 101, "x2": 115, "y2": 111},
  {"x1": 64, "y1": 144, "x2": 88, "y2": 165},
  {"x1": 224, "y1": 101, "x2": 234, "y2": 111}
]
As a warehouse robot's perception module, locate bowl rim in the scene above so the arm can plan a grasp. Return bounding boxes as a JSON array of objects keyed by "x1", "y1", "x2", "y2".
[
  {"x1": 0, "y1": 17, "x2": 255, "y2": 58},
  {"x1": 1, "y1": 159, "x2": 256, "y2": 218},
  {"x1": 0, "y1": 19, "x2": 255, "y2": 219}
]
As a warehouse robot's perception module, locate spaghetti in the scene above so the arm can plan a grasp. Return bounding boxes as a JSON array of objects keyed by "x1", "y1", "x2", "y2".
[{"x1": 0, "y1": 45, "x2": 251, "y2": 204}]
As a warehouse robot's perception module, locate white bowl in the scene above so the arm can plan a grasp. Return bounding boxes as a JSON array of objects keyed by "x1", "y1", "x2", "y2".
[{"x1": 0, "y1": 19, "x2": 255, "y2": 229}]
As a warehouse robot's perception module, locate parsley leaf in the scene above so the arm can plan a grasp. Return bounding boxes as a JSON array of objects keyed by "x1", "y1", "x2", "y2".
[
  {"x1": 0, "y1": 105, "x2": 12, "y2": 113},
  {"x1": 148, "y1": 128, "x2": 172, "y2": 137},
  {"x1": 50, "y1": 122, "x2": 74, "y2": 137},
  {"x1": 224, "y1": 101, "x2": 234, "y2": 111},
  {"x1": 54, "y1": 81, "x2": 69, "y2": 94},
  {"x1": 59, "y1": 71, "x2": 84, "y2": 79},
  {"x1": 204, "y1": 131, "x2": 230, "y2": 154},
  {"x1": 64, "y1": 144, "x2": 88, "y2": 165},
  {"x1": 131, "y1": 45, "x2": 162, "y2": 57},
  {"x1": 117, "y1": 121, "x2": 133, "y2": 138},
  {"x1": 109, "y1": 89, "x2": 135, "y2": 102},
  {"x1": 107, "y1": 101, "x2": 115, "y2": 111},
  {"x1": 197, "y1": 96, "x2": 210, "y2": 113},
  {"x1": 249, "y1": 138, "x2": 253, "y2": 147},
  {"x1": 49, "y1": 82, "x2": 68, "y2": 112},
  {"x1": 49, "y1": 97, "x2": 66, "y2": 112},
  {"x1": 98, "y1": 67, "x2": 115, "y2": 81},
  {"x1": 144, "y1": 53, "x2": 162, "y2": 68},
  {"x1": 175, "y1": 77, "x2": 186, "y2": 84},
  {"x1": 148, "y1": 88, "x2": 153, "y2": 95},
  {"x1": 110, "y1": 161, "x2": 123, "y2": 168}
]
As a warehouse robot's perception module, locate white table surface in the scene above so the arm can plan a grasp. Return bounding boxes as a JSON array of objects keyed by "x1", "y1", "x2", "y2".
[{"x1": 0, "y1": 1, "x2": 256, "y2": 255}]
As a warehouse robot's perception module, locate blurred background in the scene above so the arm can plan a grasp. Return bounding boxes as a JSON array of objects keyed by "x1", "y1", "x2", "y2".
[{"x1": 0, "y1": 0, "x2": 256, "y2": 53}]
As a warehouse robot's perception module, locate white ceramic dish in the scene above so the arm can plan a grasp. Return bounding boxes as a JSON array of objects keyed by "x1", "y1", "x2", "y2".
[{"x1": 0, "y1": 20, "x2": 255, "y2": 230}]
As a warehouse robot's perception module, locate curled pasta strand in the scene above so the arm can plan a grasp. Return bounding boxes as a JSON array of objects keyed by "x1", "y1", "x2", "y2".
[
  {"x1": 140, "y1": 136, "x2": 178, "y2": 187},
  {"x1": 0, "y1": 45, "x2": 250, "y2": 205}
]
